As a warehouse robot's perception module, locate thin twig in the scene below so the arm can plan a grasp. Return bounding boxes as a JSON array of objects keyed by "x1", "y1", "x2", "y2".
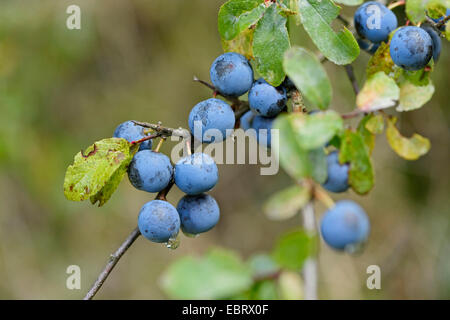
[
  {"x1": 132, "y1": 121, "x2": 191, "y2": 140},
  {"x1": 193, "y1": 76, "x2": 246, "y2": 109},
  {"x1": 83, "y1": 178, "x2": 176, "y2": 300},
  {"x1": 344, "y1": 65, "x2": 360, "y2": 95},
  {"x1": 301, "y1": 202, "x2": 318, "y2": 300},
  {"x1": 341, "y1": 109, "x2": 365, "y2": 119},
  {"x1": 83, "y1": 227, "x2": 141, "y2": 300},
  {"x1": 337, "y1": 14, "x2": 350, "y2": 27}
]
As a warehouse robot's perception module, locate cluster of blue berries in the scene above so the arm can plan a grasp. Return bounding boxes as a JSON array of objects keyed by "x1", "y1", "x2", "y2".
[
  {"x1": 354, "y1": 1, "x2": 446, "y2": 71},
  {"x1": 113, "y1": 121, "x2": 220, "y2": 243}
]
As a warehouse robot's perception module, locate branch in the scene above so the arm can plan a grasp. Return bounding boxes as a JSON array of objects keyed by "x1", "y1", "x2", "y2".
[
  {"x1": 344, "y1": 65, "x2": 360, "y2": 95},
  {"x1": 301, "y1": 202, "x2": 318, "y2": 300},
  {"x1": 193, "y1": 76, "x2": 249, "y2": 110},
  {"x1": 132, "y1": 121, "x2": 191, "y2": 140},
  {"x1": 83, "y1": 178, "x2": 175, "y2": 300},
  {"x1": 83, "y1": 227, "x2": 141, "y2": 300}
]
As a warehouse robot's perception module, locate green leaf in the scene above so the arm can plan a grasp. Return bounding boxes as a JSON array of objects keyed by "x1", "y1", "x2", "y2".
[
  {"x1": 366, "y1": 42, "x2": 396, "y2": 78},
  {"x1": 253, "y1": 4, "x2": 291, "y2": 86},
  {"x1": 289, "y1": 0, "x2": 302, "y2": 25},
  {"x1": 272, "y1": 230, "x2": 316, "y2": 270},
  {"x1": 263, "y1": 184, "x2": 311, "y2": 220},
  {"x1": 397, "y1": 80, "x2": 434, "y2": 112},
  {"x1": 63, "y1": 138, "x2": 137, "y2": 204},
  {"x1": 406, "y1": 0, "x2": 450, "y2": 24},
  {"x1": 90, "y1": 143, "x2": 139, "y2": 207},
  {"x1": 218, "y1": 0, "x2": 265, "y2": 40},
  {"x1": 298, "y1": 0, "x2": 360, "y2": 65},
  {"x1": 357, "y1": 115, "x2": 376, "y2": 154},
  {"x1": 427, "y1": 1, "x2": 447, "y2": 18},
  {"x1": 309, "y1": 147, "x2": 328, "y2": 184},
  {"x1": 365, "y1": 114, "x2": 385, "y2": 134},
  {"x1": 283, "y1": 46, "x2": 332, "y2": 110},
  {"x1": 289, "y1": 111, "x2": 344, "y2": 150},
  {"x1": 161, "y1": 248, "x2": 253, "y2": 299},
  {"x1": 222, "y1": 27, "x2": 255, "y2": 60},
  {"x1": 339, "y1": 130, "x2": 375, "y2": 194},
  {"x1": 357, "y1": 72, "x2": 400, "y2": 112},
  {"x1": 273, "y1": 114, "x2": 312, "y2": 180},
  {"x1": 386, "y1": 117, "x2": 431, "y2": 160},
  {"x1": 333, "y1": 0, "x2": 363, "y2": 5},
  {"x1": 446, "y1": 21, "x2": 450, "y2": 41}
]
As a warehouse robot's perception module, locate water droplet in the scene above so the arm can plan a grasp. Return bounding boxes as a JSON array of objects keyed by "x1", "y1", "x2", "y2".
[
  {"x1": 165, "y1": 232, "x2": 181, "y2": 250},
  {"x1": 182, "y1": 230, "x2": 199, "y2": 238},
  {"x1": 344, "y1": 241, "x2": 366, "y2": 255}
]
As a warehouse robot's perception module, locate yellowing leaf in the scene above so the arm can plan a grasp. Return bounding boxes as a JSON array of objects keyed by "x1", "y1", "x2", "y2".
[
  {"x1": 357, "y1": 72, "x2": 400, "y2": 112},
  {"x1": 222, "y1": 27, "x2": 255, "y2": 60},
  {"x1": 397, "y1": 80, "x2": 435, "y2": 112},
  {"x1": 263, "y1": 185, "x2": 311, "y2": 220},
  {"x1": 386, "y1": 117, "x2": 431, "y2": 160},
  {"x1": 365, "y1": 114, "x2": 385, "y2": 134},
  {"x1": 64, "y1": 138, "x2": 137, "y2": 205}
]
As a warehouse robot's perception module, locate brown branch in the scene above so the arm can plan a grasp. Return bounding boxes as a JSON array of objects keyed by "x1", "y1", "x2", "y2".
[
  {"x1": 344, "y1": 65, "x2": 360, "y2": 95},
  {"x1": 83, "y1": 179, "x2": 176, "y2": 300},
  {"x1": 83, "y1": 227, "x2": 141, "y2": 300}
]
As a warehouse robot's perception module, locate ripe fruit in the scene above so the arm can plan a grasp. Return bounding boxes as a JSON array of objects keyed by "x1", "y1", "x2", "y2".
[
  {"x1": 252, "y1": 115, "x2": 275, "y2": 148},
  {"x1": 113, "y1": 121, "x2": 152, "y2": 150},
  {"x1": 174, "y1": 153, "x2": 218, "y2": 195},
  {"x1": 322, "y1": 151, "x2": 350, "y2": 193},
  {"x1": 188, "y1": 98, "x2": 235, "y2": 143},
  {"x1": 421, "y1": 25, "x2": 442, "y2": 63},
  {"x1": 390, "y1": 26, "x2": 433, "y2": 71},
  {"x1": 210, "y1": 52, "x2": 254, "y2": 97},
  {"x1": 320, "y1": 200, "x2": 370, "y2": 250},
  {"x1": 240, "y1": 110, "x2": 255, "y2": 131},
  {"x1": 138, "y1": 200, "x2": 180, "y2": 243},
  {"x1": 177, "y1": 194, "x2": 220, "y2": 235},
  {"x1": 248, "y1": 78, "x2": 287, "y2": 117},
  {"x1": 354, "y1": 1, "x2": 397, "y2": 43},
  {"x1": 128, "y1": 150, "x2": 173, "y2": 193}
]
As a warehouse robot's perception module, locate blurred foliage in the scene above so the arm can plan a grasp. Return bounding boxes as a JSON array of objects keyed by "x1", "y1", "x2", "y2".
[{"x1": 0, "y1": 0, "x2": 449, "y2": 299}]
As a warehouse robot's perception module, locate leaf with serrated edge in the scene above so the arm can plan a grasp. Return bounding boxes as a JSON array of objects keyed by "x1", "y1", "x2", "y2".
[
  {"x1": 253, "y1": 4, "x2": 290, "y2": 86},
  {"x1": 64, "y1": 138, "x2": 136, "y2": 204},
  {"x1": 263, "y1": 185, "x2": 311, "y2": 220},
  {"x1": 298, "y1": 0, "x2": 359, "y2": 65},
  {"x1": 357, "y1": 72, "x2": 400, "y2": 111},
  {"x1": 218, "y1": 0, "x2": 265, "y2": 40},
  {"x1": 283, "y1": 46, "x2": 332, "y2": 110},
  {"x1": 339, "y1": 130, "x2": 375, "y2": 194},
  {"x1": 386, "y1": 117, "x2": 431, "y2": 160}
]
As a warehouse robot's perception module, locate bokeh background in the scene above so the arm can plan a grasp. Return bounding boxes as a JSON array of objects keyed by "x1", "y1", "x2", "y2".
[{"x1": 0, "y1": 0, "x2": 449, "y2": 299}]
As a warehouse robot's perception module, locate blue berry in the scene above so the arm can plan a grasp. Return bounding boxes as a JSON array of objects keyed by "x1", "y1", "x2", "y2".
[
  {"x1": 354, "y1": 1, "x2": 397, "y2": 43},
  {"x1": 322, "y1": 151, "x2": 350, "y2": 193},
  {"x1": 252, "y1": 115, "x2": 275, "y2": 148},
  {"x1": 177, "y1": 194, "x2": 220, "y2": 235},
  {"x1": 320, "y1": 200, "x2": 370, "y2": 250},
  {"x1": 240, "y1": 110, "x2": 255, "y2": 131},
  {"x1": 188, "y1": 98, "x2": 235, "y2": 143},
  {"x1": 390, "y1": 26, "x2": 433, "y2": 71},
  {"x1": 138, "y1": 200, "x2": 180, "y2": 243},
  {"x1": 421, "y1": 25, "x2": 442, "y2": 63},
  {"x1": 113, "y1": 121, "x2": 152, "y2": 151},
  {"x1": 249, "y1": 78, "x2": 287, "y2": 117},
  {"x1": 210, "y1": 52, "x2": 254, "y2": 97},
  {"x1": 174, "y1": 153, "x2": 218, "y2": 195},
  {"x1": 128, "y1": 150, "x2": 173, "y2": 193}
]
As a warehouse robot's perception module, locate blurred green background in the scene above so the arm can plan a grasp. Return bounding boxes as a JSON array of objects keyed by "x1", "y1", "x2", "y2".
[{"x1": 0, "y1": 0, "x2": 449, "y2": 299}]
